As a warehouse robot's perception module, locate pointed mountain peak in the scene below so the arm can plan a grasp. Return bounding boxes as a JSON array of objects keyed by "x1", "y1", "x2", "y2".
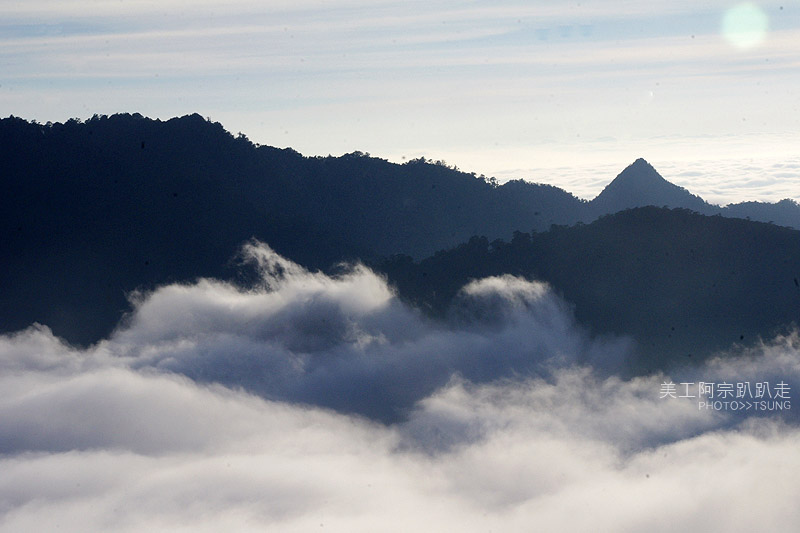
[
  {"x1": 611, "y1": 158, "x2": 665, "y2": 186},
  {"x1": 591, "y1": 158, "x2": 711, "y2": 214},
  {"x1": 596, "y1": 158, "x2": 670, "y2": 199}
]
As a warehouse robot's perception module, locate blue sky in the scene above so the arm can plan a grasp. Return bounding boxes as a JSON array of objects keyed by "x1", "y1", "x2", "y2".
[{"x1": 2, "y1": 0, "x2": 799, "y2": 203}]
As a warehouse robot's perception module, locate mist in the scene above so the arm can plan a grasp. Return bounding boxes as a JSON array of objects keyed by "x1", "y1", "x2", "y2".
[{"x1": 1, "y1": 242, "x2": 797, "y2": 531}]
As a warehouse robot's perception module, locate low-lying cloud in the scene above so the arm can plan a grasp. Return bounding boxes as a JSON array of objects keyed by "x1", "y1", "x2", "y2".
[
  {"x1": 97, "y1": 242, "x2": 634, "y2": 421},
  {"x1": 1, "y1": 242, "x2": 798, "y2": 531}
]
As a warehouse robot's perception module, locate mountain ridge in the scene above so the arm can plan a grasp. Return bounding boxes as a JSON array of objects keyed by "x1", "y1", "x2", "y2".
[
  {"x1": 3, "y1": 114, "x2": 798, "y2": 236},
  {"x1": 378, "y1": 205, "x2": 800, "y2": 371},
  {"x1": 2, "y1": 113, "x2": 799, "y2": 364}
]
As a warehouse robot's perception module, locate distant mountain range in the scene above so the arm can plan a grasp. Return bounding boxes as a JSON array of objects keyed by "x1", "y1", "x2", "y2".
[
  {"x1": 2, "y1": 113, "x2": 799, "y2": 368},
  {"x1": 379, "y1": 207, "x2": 800, "y2": 371},
  {"x1": 3, "y1": 114, "x2": 798, "y2": 261},
  {"x1": 589, "y1": 158, "x2": 800, "y2": 227}
]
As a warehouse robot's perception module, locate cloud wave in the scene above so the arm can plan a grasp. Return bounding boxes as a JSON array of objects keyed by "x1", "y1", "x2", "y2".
[{"x1": 1, "y1": 242, "x2": 798, "y2": 531}]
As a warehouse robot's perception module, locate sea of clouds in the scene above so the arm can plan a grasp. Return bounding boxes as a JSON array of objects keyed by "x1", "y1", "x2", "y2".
[
  {"x1": 492, "y1": 153, "x2": 800, "y2": 206},
  {"x1": 1, "y1": 242, "x2": 798, "y2": 532}
]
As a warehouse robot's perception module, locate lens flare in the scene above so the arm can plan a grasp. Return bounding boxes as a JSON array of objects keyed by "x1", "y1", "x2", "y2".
[{"x1": 722, "y1": 3, "x2": 769, "y2": 49}]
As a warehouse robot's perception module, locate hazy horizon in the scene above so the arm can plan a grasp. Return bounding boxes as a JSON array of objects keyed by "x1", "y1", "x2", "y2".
[{"x1": 3, "y1": 1, "x2": 799, "y2": 204}]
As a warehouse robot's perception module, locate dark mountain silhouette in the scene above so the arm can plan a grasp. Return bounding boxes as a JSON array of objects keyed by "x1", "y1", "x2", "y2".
[
  {"x1": 1, "y1": 113, "x2": 799, "y2": 370},
  {"x1": 0, "y1": 113, "x2": 586, "y2": 342},
  {"x1": 378, "y1": 207, "x2": 800, "y2": 371},
  {"x1": 722, "y1": 198, "x2": 800, "y2": 228},
  {"x1": 588, "y1": 157, "x2": 800, "y2": 228},
  {"x1": 0, "y1": 113, "x2": 588, "y2": 256},
  {"x1": 589, "y1": 158, "x2": 714, "y2": 216}
]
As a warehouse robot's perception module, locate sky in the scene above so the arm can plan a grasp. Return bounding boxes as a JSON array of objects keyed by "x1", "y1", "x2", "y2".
[
  {"x1": 2, "y1": 0, "x2": 800, "y2": 203},
  {"x1": 1, "y1": 242, "x2": 799, "y2": 531}
]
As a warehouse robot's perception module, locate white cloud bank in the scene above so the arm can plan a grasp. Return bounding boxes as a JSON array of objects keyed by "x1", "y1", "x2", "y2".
[{"x1": 1, "y1": 243, "x2": 798, "y2": 531}]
